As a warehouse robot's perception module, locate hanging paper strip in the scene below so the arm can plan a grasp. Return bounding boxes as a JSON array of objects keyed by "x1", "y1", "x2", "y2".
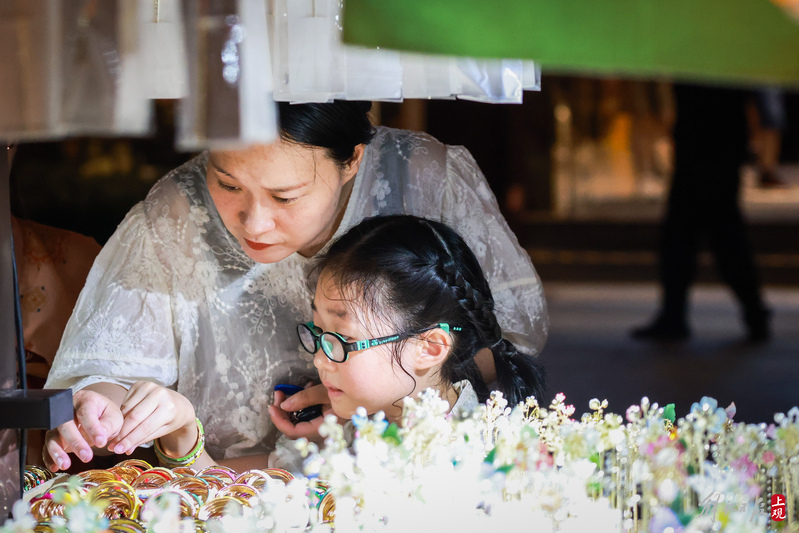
[
  {"x1": 0, "y1": 1, "x2": 60, "y2": 139},
  {"x1": 59, "y1": 0, "x2": 152, "y2": 135},
  {"x1": 0, "y1": 0, "x2": 152, "y2": 140},
  {"x1": 342, "y1": 0, "x2": 799, "y2": 86},
  {"x1": 140, "y1": 0, "x2": 189, "y2": 99},
  {"x1": 178, "y1": 0, "x2": 278, "y2": 151}
]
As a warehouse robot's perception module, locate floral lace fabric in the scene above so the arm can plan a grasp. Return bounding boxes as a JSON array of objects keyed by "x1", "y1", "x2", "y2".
[{"x1": 45, "y1": 126, "x2": 548, "y2": 459}]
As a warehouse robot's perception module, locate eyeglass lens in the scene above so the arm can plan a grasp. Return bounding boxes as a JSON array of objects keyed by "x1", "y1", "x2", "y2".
[
  {"x1": 298, "y1": 324, "x2": 316, "y2": 353},
  {"x1": 298, "y1": 324, "x2": 347, "y2": 362},
  {"x1": 319, "y1": 333, "x2": 345, "y2": 362}
]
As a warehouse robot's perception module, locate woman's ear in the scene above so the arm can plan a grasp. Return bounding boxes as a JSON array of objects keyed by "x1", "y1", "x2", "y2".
[
  {"x1": 341, "y1": 144, "x2": 366, "y2": 184},
  {"x1": 413, "y1": 328, "x2": 453, "y2": 370}
]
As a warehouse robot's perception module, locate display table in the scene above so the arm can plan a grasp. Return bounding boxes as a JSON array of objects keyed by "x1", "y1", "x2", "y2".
[{"x1": 8, "y1": 392, "x2": 799, "y2": 533}]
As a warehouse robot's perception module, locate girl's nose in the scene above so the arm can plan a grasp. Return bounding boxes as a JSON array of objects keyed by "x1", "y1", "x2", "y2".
[
  {"x1": 313, "y1": 349, "x2": 336, "y2": 372},
  {"x1": 239, "y1": 198, "x2": 276, "y2": 235}
]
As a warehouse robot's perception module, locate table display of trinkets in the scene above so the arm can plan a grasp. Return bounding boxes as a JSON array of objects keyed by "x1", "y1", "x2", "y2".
[
  {"x1": 19, "y1": 461, "x2": 330, "y2": 533},
  {"x1": 5, "y1": 392, "x2": 799, "y2": 533}
]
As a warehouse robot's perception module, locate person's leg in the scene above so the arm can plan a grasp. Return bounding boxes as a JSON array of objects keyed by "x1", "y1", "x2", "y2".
[
  {"x1": 632, "y1": 180, "x2": 697, "y2": 340},
  {"x1": 659, "y1": 189, "x2": 699, "y2": 325},
  {"x1": 705, "y1": 173, "x2": 770, "y2": 341}
]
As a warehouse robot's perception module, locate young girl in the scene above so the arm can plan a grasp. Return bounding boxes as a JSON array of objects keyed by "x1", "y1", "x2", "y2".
[
  {"x1": 277, "y1": 214, "x2": 546, "y2": 428},
  {"x1": 149, "y1": 214, "x2": 545, "y2": 471}
]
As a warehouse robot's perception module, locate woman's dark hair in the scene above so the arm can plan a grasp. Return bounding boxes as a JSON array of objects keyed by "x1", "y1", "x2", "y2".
[
  {"x1": 278, "y1": 101, "x2": 376, "y2": 168},
  {"x1": 317, "y1": 214, "x2": 545, "y2": 406}
]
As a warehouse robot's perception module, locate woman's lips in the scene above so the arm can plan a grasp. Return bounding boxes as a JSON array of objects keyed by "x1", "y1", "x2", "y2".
[{"x1": 244, "y1": 238, "x2": 273, "y2": 251}]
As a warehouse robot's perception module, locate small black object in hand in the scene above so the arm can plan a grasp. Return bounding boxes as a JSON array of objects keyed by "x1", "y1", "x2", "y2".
[
  {"x1": 290, "y1": 404, "x2": 324, "y2": 424},
  {"x1": 275, "y1": 384, "x2": 325, "y2": 424}
]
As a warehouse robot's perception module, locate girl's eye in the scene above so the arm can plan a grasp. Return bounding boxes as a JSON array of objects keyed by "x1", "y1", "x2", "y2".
[
  {"x1": 217, "y1": 180, "x2": 240, "y2": 192},
  {"x1": 274, "y1": 196, "x2": 299, "y2": 205}
]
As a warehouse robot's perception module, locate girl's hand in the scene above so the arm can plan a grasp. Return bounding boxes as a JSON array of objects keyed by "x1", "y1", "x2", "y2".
[
  {"x1": 268, "y1": 386, "x2": 334, "y2": 444},
  {"x1": 106, "y1": 381, "x2": 196, "y2": 455},
  {"x1": 43, "y1": 389, "x2": 124, "y2": 471}
]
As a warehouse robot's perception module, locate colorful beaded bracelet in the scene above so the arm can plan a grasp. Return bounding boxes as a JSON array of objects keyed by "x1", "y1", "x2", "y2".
[{"x1": 153, "y1": 418, "x2": 205, "y2": 468}]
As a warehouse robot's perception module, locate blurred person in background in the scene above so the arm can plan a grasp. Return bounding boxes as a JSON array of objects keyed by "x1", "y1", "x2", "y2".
[{"x1": 632, "y1": 84, "x2": 771, "y2": 343}]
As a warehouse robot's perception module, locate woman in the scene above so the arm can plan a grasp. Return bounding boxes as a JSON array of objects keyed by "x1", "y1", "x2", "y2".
[{"x1": 43, "y1": 101, "x2": 548, "y2": 471}]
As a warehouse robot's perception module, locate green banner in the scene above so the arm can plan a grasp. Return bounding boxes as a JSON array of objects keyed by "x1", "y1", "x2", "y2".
[{"x1": 342, "y1": 0, "x2": 799, "y2": 86}]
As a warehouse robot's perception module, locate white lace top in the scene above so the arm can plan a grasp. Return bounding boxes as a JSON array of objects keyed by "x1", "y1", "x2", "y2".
[{"x1": 45, "y1": 126, "x2": 548, "y2": 459}]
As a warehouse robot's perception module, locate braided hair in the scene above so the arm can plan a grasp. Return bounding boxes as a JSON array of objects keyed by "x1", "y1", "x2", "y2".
[{"x1": 317, "y1": 215, "x2": 545, "y2": 406}]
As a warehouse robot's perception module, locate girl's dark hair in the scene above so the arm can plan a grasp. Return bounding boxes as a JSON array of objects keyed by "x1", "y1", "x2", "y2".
[
  {"x1": 278, "y1": 101, "x2": 376, "y2": 168},
  {"x1": 317, "y1": 215, "x2": 546, "y2": 406}
]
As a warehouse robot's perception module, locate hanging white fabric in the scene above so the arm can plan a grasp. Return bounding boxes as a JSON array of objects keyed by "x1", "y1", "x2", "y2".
[
  {"x1": 269, "y1": 0, "x2": 540, "y2": 104},
  {"x1": 0, "y1": 0, "x2": 541, "y2": 144}
]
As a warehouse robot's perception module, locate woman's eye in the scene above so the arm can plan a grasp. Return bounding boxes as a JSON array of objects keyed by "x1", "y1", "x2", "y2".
[
  {"x1": 217, "y1": 181, "x2": 240, "y2": 192},
  {"x1": 274, "y1": 196, "x2": 299, "y2": 205}
]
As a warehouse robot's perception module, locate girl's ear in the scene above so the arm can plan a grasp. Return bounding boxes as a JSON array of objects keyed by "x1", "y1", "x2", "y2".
[
  {"x1": 341, "y1": 144, "x2": 366, "y2": 184},
  {"x1": 413, "y1": 328, "x2": 453, "y2": 370}
]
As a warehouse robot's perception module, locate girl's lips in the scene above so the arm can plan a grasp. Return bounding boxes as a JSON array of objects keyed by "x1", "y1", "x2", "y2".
[
  {"x1": 325, "y1": 384, "x2": 343, "y2": 398},
  {"x1": 244, "y1": 238, "x2": 273, "y2": 251}
]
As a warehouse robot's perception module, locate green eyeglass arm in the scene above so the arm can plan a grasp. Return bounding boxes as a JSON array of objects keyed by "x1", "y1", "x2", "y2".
[{"x1": 343, "y1": 324, "x2": 462, "y2": 353}]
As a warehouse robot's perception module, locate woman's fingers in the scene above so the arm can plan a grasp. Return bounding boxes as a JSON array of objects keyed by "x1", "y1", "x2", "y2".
[
  {"x1": 279, "y1": 383, "x2": 330, "y2": 412},
  {"x1": 73, "y1": 389, "x2": 123, "y2": 448},
  {"x1": 41, "y1": 390, "x2": 126, "y2": 470},
  {"x1": 109, "y1": 402, "x2": 161, "y2": 454},
  {"x1": 109, "y1": 381, "x2": 195, "y2": 454},
  {"x1": 108, "y1": 383, "x2": 161, "y2": 451},
  {"x1": 43, "y1": 427, "x2": 76, "y2": 471}
]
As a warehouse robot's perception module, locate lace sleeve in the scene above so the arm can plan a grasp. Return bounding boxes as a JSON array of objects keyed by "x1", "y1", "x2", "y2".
[
  {"x1": 440, "y1": 146, "x2": 549, "y2": 357},
  {"x1": 45, "y1": 205, "x2": 178, "y2": 392}
]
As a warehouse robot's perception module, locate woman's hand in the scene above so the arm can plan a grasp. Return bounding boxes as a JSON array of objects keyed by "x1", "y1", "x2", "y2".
[
  {"x1": 43, "y1": 388, "x2": 124, "y2": 471},
  {"x1": 268, "y1": 384, "x2": 334, "y2": 444},
  {"x1": 106, "y1": 381, "x2": 196, "y2": 455}
]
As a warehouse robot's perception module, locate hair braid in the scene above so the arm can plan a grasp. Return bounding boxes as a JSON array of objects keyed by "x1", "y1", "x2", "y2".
[
  {"x1": 440, "y1": 262, "x2": 501, "y2": 346},
  {"x1": 440, "y1": 256, "x2": 545, "y2": 406}
]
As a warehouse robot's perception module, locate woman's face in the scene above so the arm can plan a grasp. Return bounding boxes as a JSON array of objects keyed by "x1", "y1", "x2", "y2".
[
  {"x1": 207, "y1": 141, "x2": 363, "y2": 263},
  {"x1": 311, "y1": 271, "x2": 419, "y2": 422}
]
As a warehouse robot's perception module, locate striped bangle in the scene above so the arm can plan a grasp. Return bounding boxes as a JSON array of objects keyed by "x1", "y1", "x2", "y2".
[{"x1": 154, "y1": 418, "x2": 205, "y2": 468}]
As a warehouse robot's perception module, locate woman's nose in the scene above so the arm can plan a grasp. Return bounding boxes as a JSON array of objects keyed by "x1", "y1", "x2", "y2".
[{"x1": 239, "y1": 198, "x2": 276, "y2": 235}]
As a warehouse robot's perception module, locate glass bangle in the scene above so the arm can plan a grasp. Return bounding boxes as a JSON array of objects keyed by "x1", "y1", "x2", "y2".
[{"x1": 154, "y1": 418, "x2": 205, "y2": 467}]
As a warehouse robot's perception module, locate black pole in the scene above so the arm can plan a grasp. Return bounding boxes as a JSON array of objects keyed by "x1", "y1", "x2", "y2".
[{"x1": 0, "y1": 141, "x2": 21, "y2": 521}]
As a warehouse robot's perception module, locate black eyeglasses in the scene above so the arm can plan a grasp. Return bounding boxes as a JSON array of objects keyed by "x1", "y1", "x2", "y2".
[{"x1": 297, "y1": 321, "x2": 461, "y2": 363}]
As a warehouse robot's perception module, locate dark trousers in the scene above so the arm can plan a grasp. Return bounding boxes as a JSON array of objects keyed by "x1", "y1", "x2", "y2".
[{"x1": 658, "y1": 85, "x2": 765, "y2": 321}]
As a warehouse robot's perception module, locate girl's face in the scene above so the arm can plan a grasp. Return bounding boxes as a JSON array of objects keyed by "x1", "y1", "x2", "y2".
[
  {"x1": 207, "y1": 141, "x2": 363, "y2": 263},
  {"x1": 311, "y1": 271, "x2": 421, "y2": 422}
]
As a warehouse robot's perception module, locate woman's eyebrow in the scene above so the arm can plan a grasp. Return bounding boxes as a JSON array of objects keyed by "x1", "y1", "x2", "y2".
[
  {"x1": 268, "y1": 182, "x2": 312, "y2": 194},
  {"x1": 210, "y1": 159, "x2": 311, "y2": 193},
  {"x1": 209, "y1": 159, "x2": 237, "y2": 180}
]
